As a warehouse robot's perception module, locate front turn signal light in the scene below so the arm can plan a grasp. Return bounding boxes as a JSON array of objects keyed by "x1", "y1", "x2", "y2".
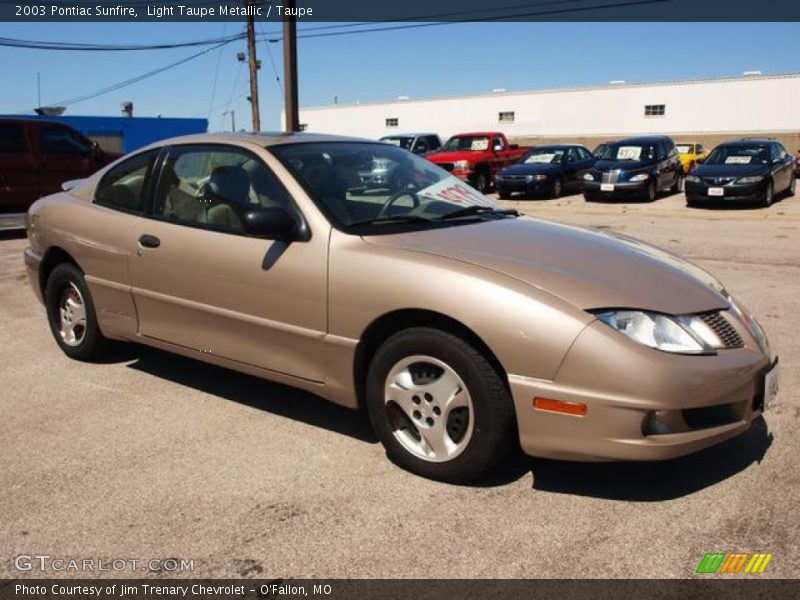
[{"x1": 533, "y1": 397, "x2": 588, "y2": 417}]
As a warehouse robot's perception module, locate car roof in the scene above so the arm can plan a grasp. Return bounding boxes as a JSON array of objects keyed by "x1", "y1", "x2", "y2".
[
  {"x1": 719, "y1": 139, "x2": 773, "y2": 147},
  {"x1": 530, "y1": 144, "x2": 584, "y2": 150},
  {"x1": 449, "y1": 132, "x2": 503, "y2": 137},
  {"x1": 613, "y1": 135, "x2": 672, "y2": 145},
  {"x1": 149, "y1": 131, "x2": 377, "y2": 149},
  {"x1": 380, "y1": 133, "x2": 438, "y2": 138},
  {"x1": 0, "y1": 116, "x2": 66, "y2": 127}
]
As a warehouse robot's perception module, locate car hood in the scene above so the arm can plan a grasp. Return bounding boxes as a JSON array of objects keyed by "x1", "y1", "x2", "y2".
[
  {"x1": 500, "y1": 163, "x2": 561, "y2": 176},
  {"x1": 594, "y1": 159, "x2": 655, "y2": 171},
  {"x1": 365, "y1": 217, "x2": 728, "y2": 315},
  {"x1": 692, "y1": 163, "x2": 768, "y2": 178}
]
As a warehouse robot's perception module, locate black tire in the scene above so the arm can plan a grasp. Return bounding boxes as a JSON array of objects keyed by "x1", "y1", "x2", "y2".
[
  {"x1": 471, "y1": 171, "x2": 489, "y2": 194},
  {"x1": 762, "y1": 181, "x2": 774, "y2": 208},
  {"x1": 550, "y1": 178, "x2": 563, "y2": 199},
  {"x1": 644, "y1": 180, "x2": 657, "y2": 202},
  {"x1": 671, "y1": 171, "x2": 684, "y2": 194},
  {"x1": 498, "y1": 190, "x2": 511, "y2": 200},
  {"x1": 365, "y1": 327, "x2": 516, "y2": 483},
  {"x1": 584, "y1": 193, "x2": 599, "y2": 202},
  {"x1": 45, "y1": 262, "x2": 109, "y2": 361},
  {"x1": 786, "y1": 174, "x2": 796, "y2": 197}
]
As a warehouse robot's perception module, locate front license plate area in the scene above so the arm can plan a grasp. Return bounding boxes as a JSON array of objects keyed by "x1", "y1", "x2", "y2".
[
  {"x1": 601, "y1": 183, "x2": 615, "y2": 192},
  {"x1": 708, "y1": 187, "x2": 724, "y2": 197}
]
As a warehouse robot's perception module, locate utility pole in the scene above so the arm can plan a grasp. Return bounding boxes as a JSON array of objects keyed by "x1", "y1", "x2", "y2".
[
  {"x1": 246, "y1": 0, "x2": 261, "y2": 131},
  {"x1": 283, "y1": 0, "x2": 300, "y2": 132},
  {"x1": 223, "y1": 110, "x2": 236, "y2": 132}
]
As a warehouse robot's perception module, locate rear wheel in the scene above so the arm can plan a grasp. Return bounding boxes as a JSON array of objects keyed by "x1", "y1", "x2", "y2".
[
  {"x1": 366, "y1": 327, "x2": 515, "y2": 482},
  {"x1": 498, "y1": 190, "x2": 511, "y2": 200},
  {"x1": 45, "y1": 263, "x2": 109, "y2": 361}
]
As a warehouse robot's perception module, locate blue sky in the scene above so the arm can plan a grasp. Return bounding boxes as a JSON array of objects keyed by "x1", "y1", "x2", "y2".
[{"x1": 1, "y1": 22, "x2": 798, "y2": 131}]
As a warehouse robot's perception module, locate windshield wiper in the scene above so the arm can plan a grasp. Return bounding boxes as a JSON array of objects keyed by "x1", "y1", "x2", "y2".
[
  {"x1": 437, "y1": 206, "x2": 519, "y2": 220},
  {"x1": 347, "y1": 214, "x2": 439, "y2": 227}
]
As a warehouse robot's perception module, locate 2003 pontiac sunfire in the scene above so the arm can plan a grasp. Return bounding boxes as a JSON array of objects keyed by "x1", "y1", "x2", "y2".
[{"x1": 23, "y1": 133, "x2": 778, "y2": 482}]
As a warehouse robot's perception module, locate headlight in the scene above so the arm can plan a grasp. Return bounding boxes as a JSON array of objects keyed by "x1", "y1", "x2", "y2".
[
  {"x1": 736, "y1": 175, "x2": 764, "y2": 184},
  {"x1": 583, "y1": 173, "x2": 595, "y2": 181},
  {"x1": 453, "y1": 160, "x2": 470, "y2": 171},
  {"x1": 526, "y1": 174, "x2": 548, "y2": 182},
  {"x1": 686, "y1": 175, "x2": 701, "y2": 183},
  {"x1": 727, "y1": 296, "x2": 770, "y2": 357},
  {"x1": 629, "y1": 173, "x2": 650, "y2": 182},
  {"x1": 593, "y1": 310, "x2": 723, "y2": 354}
]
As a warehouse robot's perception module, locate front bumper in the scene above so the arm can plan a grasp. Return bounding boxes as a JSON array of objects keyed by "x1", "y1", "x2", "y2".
[
  {"x1": 24, "y1": 246, "x2": 44, "y2": 304},
  {"x1": 584, "y1": 179, "x2": 649, "y2": 198},
  {"x1": 686, "y1": 181, "x2": 767, "y2": 203},
  {"x1": 495, "y1": 178, "x2": 554, "y2": 194},
  {"x1": 509, "y1": 319, "x2": 771, "y2": 461}
]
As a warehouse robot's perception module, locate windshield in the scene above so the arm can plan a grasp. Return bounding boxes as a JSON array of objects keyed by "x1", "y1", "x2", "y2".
[
  {"x1": 596, "y1": 144, "x2": 656, "y2": 161},
  {"x1": 676, "y1": 145, "x2": 692, "y2": 154},
  {"x1": 380, "y1": 136, "x2": 414, "y2": 151},
  {"x1": 520, "y1": 147, "x2": 566, "y2": 165},
  {"x1": 442, "y1": 135, "x2": 490, "y2": 152},
  {"x1": 704, "y1": 145, "x2": 770, "y2": 166},
  {"x1": 271, "y1": 142, "x2": 502, "y2": 229}
]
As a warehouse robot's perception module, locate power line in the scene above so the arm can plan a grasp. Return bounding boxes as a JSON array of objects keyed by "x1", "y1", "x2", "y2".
[
  {"x1": 207, "y1": 21, "x2": 232, "y2": 120},
  {"x1": 50, "y1": 40, "x2": 235, "y2": 107},
  {"x1": 0, "y1": 32, "x2": 245, "y2": 51}
]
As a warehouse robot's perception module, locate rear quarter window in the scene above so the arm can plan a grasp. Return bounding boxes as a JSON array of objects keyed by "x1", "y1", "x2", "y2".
[
  {"x1": 0, "y1": 123, "x2": 28, "y2": 155},
  {"x1": 94, "y1": 150, "x2": 157, "y2": 214}
]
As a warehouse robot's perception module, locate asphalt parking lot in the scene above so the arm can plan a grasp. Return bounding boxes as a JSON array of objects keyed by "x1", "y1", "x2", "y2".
[{"x1": 1, "y1": 189, "x2": 798, "y2": 579}]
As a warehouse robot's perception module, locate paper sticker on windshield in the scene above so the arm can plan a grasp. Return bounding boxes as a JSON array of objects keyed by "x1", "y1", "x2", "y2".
[
  {"x1": 526, "y1": 153, "x2": 557, "y2": 164},
  {"x1": 417, "y1": 177, "x2": 495, "y2": 207},
  {"x1": 676, "y1": 145, "x2": 691, "y2": 154},
  {"x1": 470, "y1": 139, "x2": 489, "y2": 151},
  {"x1": 617, "y1": 146, "x2": 642, "y2": 160},
  {"x1": 725, "y1": 156, "x2": 752, "y2": 164}
]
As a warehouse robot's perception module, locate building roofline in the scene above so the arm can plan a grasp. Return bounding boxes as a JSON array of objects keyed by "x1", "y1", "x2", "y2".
[{"x1": 299, "y1": 71, "x2": 800, "y2": 112}]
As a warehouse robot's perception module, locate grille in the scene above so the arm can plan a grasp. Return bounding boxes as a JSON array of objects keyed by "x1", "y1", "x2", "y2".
[
  {"x1": 702, "y1": 176, "x2": 736, "y2": 186},
  {"x1": 682, "y1": 403, "x2": 739, "y2": 430},
  {"x1": 437, "y1": 163, "x2": 454, "y2": 172},
  {"x1": 699, "y1": 311, "x2": 744, "y2": 349}
]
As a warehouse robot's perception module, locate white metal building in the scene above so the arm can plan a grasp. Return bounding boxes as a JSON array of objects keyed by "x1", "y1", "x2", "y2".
[{"x1": 289, "y1": 72, "x2": 800, "y2": 146}]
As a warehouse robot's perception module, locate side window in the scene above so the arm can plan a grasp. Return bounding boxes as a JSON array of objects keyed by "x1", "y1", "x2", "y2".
[
  {"x1": 493, "y1": 136, "x2": 506, "y2": 151},
  {"x1": 776, "y1": 143, "x2": 787, "y2": 159},
  {"x1": 39, "y1": 125, "x2": 92, "y2": 157},
  {"x1": 696, "y1": 144, "x2": 704, "y2": 153},
  {"x1": 154, "y1": 145, "x2": 293, "y2": 234},
  {"x1": 95, "y1": 150, "x2": 156, "y2": 214},
  {"x1": 578, "y1": 147, "x2": 591, "y2": 160},
  {"x1": 0, "y1": 123, "x2": 28, "y2": 155},
  {"x1": 566, "y1": 148, "x2": 578, "y2": 162},
  {"x1": 427, "y1": 136, "x2": 441, "y2": 150}
]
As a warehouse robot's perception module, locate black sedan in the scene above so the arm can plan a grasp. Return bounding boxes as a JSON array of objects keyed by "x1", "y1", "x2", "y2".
[
  {"x1": 685, "y1": 140, "x2": 796, "y2": 207},
  {"x1": 583, "y1": 135, "x2": 683, "y2": 202},
  {"x1": 494, "y1": 145, "x2": 595, "y2": 199}
]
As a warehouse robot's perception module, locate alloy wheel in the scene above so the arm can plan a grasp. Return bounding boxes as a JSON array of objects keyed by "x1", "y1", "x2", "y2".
[
  {"x1": 383, "y1": 355, "x2": 474, "y2": 463},
  {"x1": 58, "y1": 282, "x2": 87, "y2": 347}
]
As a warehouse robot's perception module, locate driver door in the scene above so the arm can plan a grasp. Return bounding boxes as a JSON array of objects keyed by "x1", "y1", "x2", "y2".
[{"x1": 128, "y1": 143, "x2": 328, "y2": 382}]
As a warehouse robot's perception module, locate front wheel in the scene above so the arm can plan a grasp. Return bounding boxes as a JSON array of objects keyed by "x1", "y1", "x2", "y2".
[
  {"x1": 671, "y1": 172, "x2": 684, "y2": 194},
  {"x1": 366, "y1": 328, "x2": 516, "y2": 482},
  {"x1": 498, "y1": 190, "x2": 511, "y2": 200},
  {"x1": 644, "y1": 180, "x2": 657, "y2": 202},
  {"x1": 471, "y1": 171, "x2": 489, "y2": 194},
  {"x1": 762, "y1": 181, "x2": 774, "y2": 207},
  {"x1": 786, "y1": 174, "x2": 796, "y2": 197},
  {"x1": 45, "y1": 263, "x2": 109, "y2": 361},
  {"x1": 550, "y1": 178, "x2": 563, "y2": 199}
]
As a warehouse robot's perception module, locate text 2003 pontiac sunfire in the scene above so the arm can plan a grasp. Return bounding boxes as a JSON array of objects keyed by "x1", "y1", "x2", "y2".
[{"x1": 24, "y1": 133, "x2": 778, "y2": 482}]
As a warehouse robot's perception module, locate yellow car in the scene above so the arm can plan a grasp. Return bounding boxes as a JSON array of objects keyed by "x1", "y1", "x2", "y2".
[{"x1": 676, "y1": 142, "x2": 709, "y2": 173}]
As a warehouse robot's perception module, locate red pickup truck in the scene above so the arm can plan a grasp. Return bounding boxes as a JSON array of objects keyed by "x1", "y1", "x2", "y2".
[{"x1": 425, "y1": 131, "x2": 529, "y2": 192}]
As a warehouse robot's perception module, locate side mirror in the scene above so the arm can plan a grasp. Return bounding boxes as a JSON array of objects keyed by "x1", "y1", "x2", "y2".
[{"x1": 242, "y1": 207, "x2": 297, "y2": 240}]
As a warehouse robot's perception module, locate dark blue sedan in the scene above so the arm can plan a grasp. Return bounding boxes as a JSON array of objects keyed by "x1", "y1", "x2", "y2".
[{"x1": 494, "y1": 145, "x2": 596, "y2": 199}]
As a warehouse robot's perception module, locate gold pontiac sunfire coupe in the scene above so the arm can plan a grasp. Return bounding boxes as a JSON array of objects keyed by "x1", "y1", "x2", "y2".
[{"x1": 24, "y1": 133, "x2": 778, "y2": 482}]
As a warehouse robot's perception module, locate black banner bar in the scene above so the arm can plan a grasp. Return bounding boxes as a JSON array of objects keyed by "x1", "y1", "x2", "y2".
[{"x1": 1, "y1": 0, "x2": 800, "y2": 22}]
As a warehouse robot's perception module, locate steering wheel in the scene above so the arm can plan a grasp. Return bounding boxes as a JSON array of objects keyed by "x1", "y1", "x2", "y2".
[{"x1": 377, "y1": 190, "x2": 420, "y2": 218}]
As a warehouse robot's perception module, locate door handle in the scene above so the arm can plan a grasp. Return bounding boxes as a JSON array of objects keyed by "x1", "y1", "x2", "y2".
[{"x1": 138, "y1": 234, "x2": 161, "y2": 249}]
